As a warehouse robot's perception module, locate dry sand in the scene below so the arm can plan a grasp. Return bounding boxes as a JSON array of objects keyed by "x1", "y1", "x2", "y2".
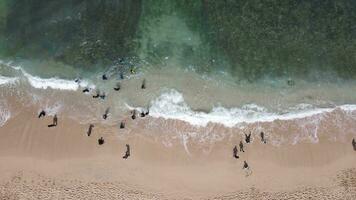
[{"x1": 0, "y1": 106, "x2": 356, "y2": 200}]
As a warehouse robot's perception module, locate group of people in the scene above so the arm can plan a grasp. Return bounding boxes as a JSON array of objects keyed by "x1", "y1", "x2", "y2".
[{"x1": 37, "y1": 70, "x2": 356, "y2": 170}]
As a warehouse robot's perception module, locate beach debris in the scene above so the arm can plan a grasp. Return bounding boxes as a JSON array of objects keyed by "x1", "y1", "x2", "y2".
[
  {"x1": 38, "y1": 110, "x2": 46, "y2": 118},
  {"x1": 122, "y1": 144, "x2": 130, "y2": 159},
  {"x1": 239, "y1": 141, "x2": 244, "y2": 152},
  {"x1": 260, "y1": 131, "x2": 267, "y2": 144},
  {"x1": 82, "y1": 88, "x2": 90, "y2": 93},
  {"x1": 245, "y1": 132, "x2": 251, "y2": 143},
  {"x1": 103, "y1": 108, "x2": 110, "y2": 120},
  {"x1": 98, "y1": 137, "x2": 105, "y2": 145},
  {"x1": 141, "y1": 79, "x2": 146, "y2": 89},
  {"x1": 352, "y1": 138, "x2": 356, "y2": 151},
  {"x1": 233, "y1": 145, "x2": 239, "y2": 159},
  {"x1": 120, "y1": 121, "x2": 125, "y2": 129},
  {"x1": 48, "y1": 114, "x2": 58, "y2": 127},
  {"x1": 87, "y1": 124, "x2": 94, "y2": 136},
  {"x1": 114, "y1": 82, "x2": 121, "y2": 91}
]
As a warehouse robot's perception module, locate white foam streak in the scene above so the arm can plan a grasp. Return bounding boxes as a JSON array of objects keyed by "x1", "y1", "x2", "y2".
[
  {"x1": 0, "y1": 60, "x2": 95, "y2": 90},
  {"x1": 0, "y1": 75, "x2": 18, "y2": 85},
  {"x1": 129, "y1": 89, "x2": 356, "y2": 127}
]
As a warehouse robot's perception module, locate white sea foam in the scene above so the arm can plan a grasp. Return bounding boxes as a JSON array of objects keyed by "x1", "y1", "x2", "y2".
[
  {"x1": 0, "y1": 75, "x2": 18, "y2": 85},
  {"x1": 127, "y1": 89, "x2": 355, "y2": 127},
  {"x1": 0, "y1": 60, "x2": 95, "y2": 90}
]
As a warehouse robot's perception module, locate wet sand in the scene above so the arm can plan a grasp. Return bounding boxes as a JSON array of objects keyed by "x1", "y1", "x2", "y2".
[{"x1": 0, "y1": 105, "x2": 356, "y2": 200}]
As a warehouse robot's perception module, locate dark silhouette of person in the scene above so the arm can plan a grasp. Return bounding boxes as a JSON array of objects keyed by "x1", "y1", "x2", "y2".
[
  {"x1": 233, "y1": 145, "x2": 239, "y2": 159},
  {"x1": 260, "y1": 131, "x2": 266, "y2": 144},
  {"x1": 98, "y1": 137, "x2": 105, "y2": 145},
  {"x1": 74, "y1": 78, "x2": 81, "y2": 83},
  {"x1": 120, "y1": 72, "x2": 124, "y2": 80},
  {"x1": 103, "y1": 108, "x2": 109, "y2": 120},
  {"x1": 245, "y1": 132, "x2": 251, "y2": 143},
  {"x1": 239, "y1": 141, "x2": 244, "y2": 152},
  {"x1": 131, "y1": 110, "x2": 136, "y2": 120},
  {"x1": 120, "y1": 121, "x2": 125, "y2": 129},
  {"x1": 145, "y1": 109, "x2": 149, "y2": 116},
  {"x1": 82, "y1": 88, "x2": 89, "y2": 93},
  {"x1": 99, "y1": 92, "x2": 106, "y2": 99},
  {"x1": 352, "y1": 138, "x2": 356, "y2": 151},
  {"x1": 114, "y1": 82, "x2": 121, "y2": 91},
  {"x1": 93, "y1": 90, "x2": 100, "y2": 98},
  {"x1": 122, "y1": 144, "x2": 130, "y2": 159},
  {"x1": 141, "y1": 79, "x2": 146, "y2": 89},
  {"x1": 48, "y1": 114, "x2": 58, "y2": 127},
  {"x1": 87, "y1": 124, "x2": 94, "y2": 136},
  {"x1": 38, "y1": 110, "x2": 46, "y2": 118},
  {"x1": 243, "y1": 161, "x2": 249, "y2": 169},
  {"x1": 102, "y1": 74, "x2": 108, "y2": 80},
  {"x1": 140, "y1": 112, "x2": 146, "y2": 117}
]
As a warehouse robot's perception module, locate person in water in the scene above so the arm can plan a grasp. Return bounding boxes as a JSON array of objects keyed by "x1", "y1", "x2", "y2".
[
  {"x1": 245, "y1": 132, "x2": 251, "y2": 143},
  {"x1": 103, "y1": 108, "x2": 109, "y2": 120},
  {"x1": 120, "y1": 121, "x2": 125, "y2": 129},
  {"x1": 98, "y1": 137, "x2": 105, "y2": 145},
  {"x1": 38, "y1": 110, "x2": 46, "y2": 118},
  {"x1": 87, "y1": 124, "x2": 94, "y2": 136},
  {"x1": 102, "y1": 74, "x2": 108, "y2": 80},
  {"x1": 141, "y1": 79, "x2": 146, "y2": 89},
  {"x1": 233, "y1": 145, "x2": 239, "y2": 159},
  {"x1": 239, "y1": 141, "x2": 244, "y2": 152},
  {"x1": 352, "y1": 138, "x2": 356, "y2": 151},
  {"x1": 260, "y1": 131, "x2": 267, "y2": 144},
  {"x1": 99, "y1": 92, "x2": 106, "y2": 99},
  {"x1": 48, "y1": 114, "x2": 58, "y2": 127},
  {"x1": 122, "y1": 144, "x2": 130, "y2": 159},
  {"x1": 114, "y1": 82, "x2": 121, "y2": 91}
]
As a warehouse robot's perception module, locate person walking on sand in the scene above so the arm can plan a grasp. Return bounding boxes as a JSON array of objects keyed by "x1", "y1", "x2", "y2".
[
  {"x1": 93, "y1": 90, "x2": 100, "y2": 98},
  {"x1": 123, "y1": 144, "x2": 130, "y2": 159},
  {"x1": 233, "y1": 145, "x2": 239, "y2": 159},
  {"x1": 120, "y1": 121, "x2": 125, "y2": 129},
  {"x1": 131, "y1": 110, "x2": 136, "y2": 120},
  {"x1": 103, "y1": 108, "x2": 110, "y2": 120},
  {"x1": 239, "y1": 141, "x2": 244, "y2": 152},
  {"x1": 260, "y1": 131, "x2": 267, "y2": 144},
  {"x1": 38, "y1": 110, "x2": 46, "y2": 118},
  {"x1": 98, "y1": 137, "x2": 105, "y2": 145},
  {"x1": 114, "y1": 82, "x2": 121, "y2": 91},
  {"x1": 245, "y1": 132, "x2": 251, "y2": 143},
  {"x1": 87, "y1": 124, "x2": 94, "y2": 136},
  {"x1": 141, "y1": 79, "x2": 146, "y2": 89},
  {"x1": 243, "y1": 161, "x2": 249, "y2": 170},
  {"x1": 48, "y1": 114, "x2": 58, "y2": 127},
  {"x1": 352, "y1": 138, "x2": 356, "y2": 151}
]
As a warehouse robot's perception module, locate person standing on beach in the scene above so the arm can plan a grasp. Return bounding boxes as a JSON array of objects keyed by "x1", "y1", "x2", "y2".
[
  {"x1": 260, "y1": 131, "x2": 267, "y2": 144},
  {"x1": 123, "y1": 144, "x2": 130, "y2": 159},
  {"x1": 38, "y1": 110, "x2": 46, "y2": 118},
  {"x1": 239, "y1": 141, "x2": 244, "y2": 152},
  {"x1": 87, "y1": 124, "x2": 94, "y2": 136},
  {"x1": 233, "y1": 145, "x2": 239, "y2": 159},
  {"x1": 48, "y1": 114, "x2": 58, "y2": 127},
  {"x1": 245, "y1": 132, "x2": 251, "y2": 143},
  {"x1": 103, "y1": 108, "x2": 110, "y2": 120},
  {"x1": 352, "y1": 138, "x2": 356, "y2": 151},
  {"x1": 98, "y1": 137, "x2": 105, "y2": 145}
]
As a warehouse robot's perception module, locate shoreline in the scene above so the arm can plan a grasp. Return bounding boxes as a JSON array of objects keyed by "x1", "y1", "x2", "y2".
[{"x1": 1, "y1": 106, "x2": 356, "y2": 199}]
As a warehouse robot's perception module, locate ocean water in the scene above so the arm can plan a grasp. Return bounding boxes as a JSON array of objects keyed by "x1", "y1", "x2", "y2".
[{"x1": 0, "y1": 1, "x2": 356, "y2": 146}]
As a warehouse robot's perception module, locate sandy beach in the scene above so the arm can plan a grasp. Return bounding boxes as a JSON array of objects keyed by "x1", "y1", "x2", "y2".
[{"x1": 0, "y1": 104, "x2": 355, "y2": 200}]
